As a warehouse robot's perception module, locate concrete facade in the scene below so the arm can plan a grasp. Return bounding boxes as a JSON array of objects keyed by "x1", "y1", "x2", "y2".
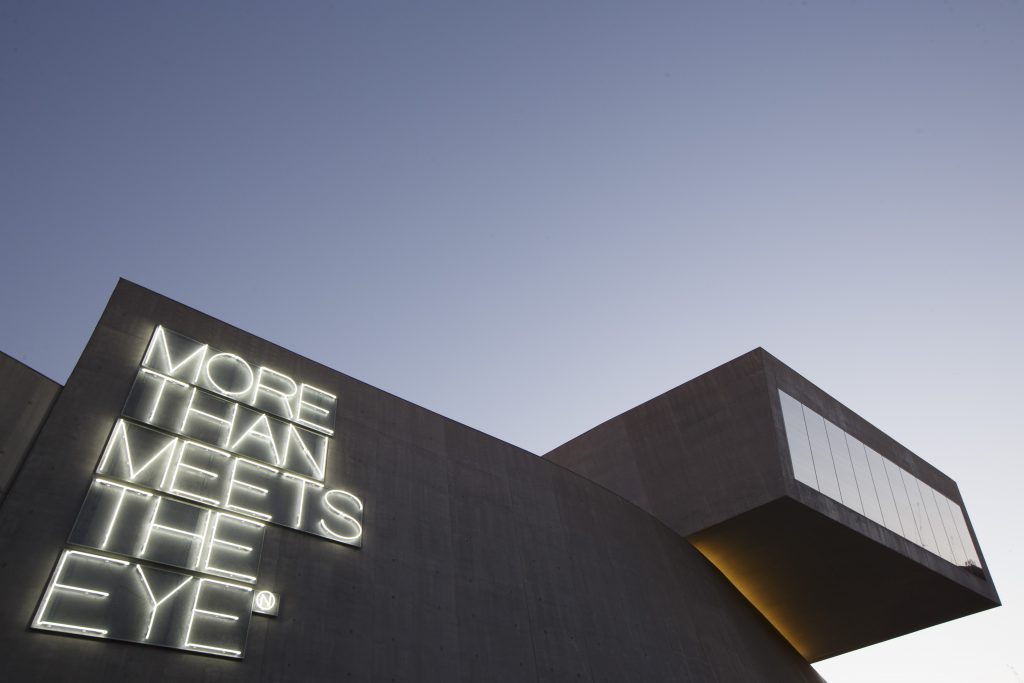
[
  {"x1": 546, "y1": 349, "x2": 999, "y2": 661},
  {"x1": 0, "y1": 351, "x2": 60, "y2": 504},
  {"x1": 0, "y1": 279, "x2": 996, "y2": 680}
]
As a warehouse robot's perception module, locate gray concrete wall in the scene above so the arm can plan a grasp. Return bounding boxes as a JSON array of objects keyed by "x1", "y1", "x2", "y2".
[
  {"x1": 546, "y1": 348, "x2": 785, "y2": 537},
  {"x1": 0, "y1": 280, "x2": 823, "y2": 682},
  {"x1": 0, "y1": 351, "x2": 60, "y2": 504}
]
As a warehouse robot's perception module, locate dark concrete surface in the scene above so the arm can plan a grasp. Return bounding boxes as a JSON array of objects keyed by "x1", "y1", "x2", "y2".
[
  {"x1": 0, "y1": 351, "x2": 61, "y2": 504},
  {"x1": 0, "y1": 280, "x2": 824, "y2": 682},
  {"x1": 546, "y1": 349, "x2": 783, "y2": 538},
  {"x1": 689, "y1": 497, "x2": 997, "y2": 661}
]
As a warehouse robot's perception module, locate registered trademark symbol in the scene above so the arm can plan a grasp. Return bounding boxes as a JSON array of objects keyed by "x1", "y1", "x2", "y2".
[{"x1": 255, "y1": 591, "x2": 276, "y2": 612}]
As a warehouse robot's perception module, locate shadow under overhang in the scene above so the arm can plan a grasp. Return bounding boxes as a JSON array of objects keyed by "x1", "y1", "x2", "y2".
[{"x1": 688, "y1": 496, "x2": 1000, "y2": 662}]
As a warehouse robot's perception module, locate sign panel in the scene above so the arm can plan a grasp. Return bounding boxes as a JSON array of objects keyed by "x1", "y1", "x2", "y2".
[
  {"x1": 35, "y1": 550, "x2": 253, "y2": 657},
  {"x1": 252, "y1": 590, "x2": 280, "y2": 617}
]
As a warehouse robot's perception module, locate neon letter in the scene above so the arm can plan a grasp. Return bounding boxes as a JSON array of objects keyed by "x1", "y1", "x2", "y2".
[
  {"x1": 224, "y1": 458, "x2": 274, "y2": 521},
  {"x1": 166, "y1": 441, "x2": 230, "y2": 506},
  {"x1": 137, "y1": 369, "x2": 190, "y2": 424},
  {"x1": 283, "y1": 424, "x2": 326, "y2": 480},
  {"x1": 140, "y1": 497, "x2": 211, "y2": 569},
  {"x1": 231, "y1": 413, "x2": 281, "y2": 466},
  {"x1": 282, "y1": 473, "x2": 324, "y2": 528},
  {"x1": 250, "y1": 367, "x2": 297, "y2": 420},
  {"x1": 134, "y1": 566, "x2": 193, "y2": 640},
  {"x1": 203, "y1": 352, "x2": 255, "y2": 398},
  {"x1": 201, "y1": 512, "x2": 264, "y2": 583},
  {"x1": 34, "y1": 550, "x2": 129, "y2": 637},
  {"x1": 294, "y1": 384, "x2": 336, "y2": 435},
  {"x1": 97, "y1": 420, "x2": 179, "y2": 485},
  {"x1": 184, "y1": 578, "x2": 251, "y2": 657},
  {"x1": 94, "y1": 478, "x2": 153, "y2": 549},
  {"x1": 318, "y1": 489, "x2": 363, "y2": 542},
  {"x1": 179, "y1": 388, "x2": 238, "y2": 447},
  {"x1": 143, "y1": 326, "x2": 208, "y2": 384}
]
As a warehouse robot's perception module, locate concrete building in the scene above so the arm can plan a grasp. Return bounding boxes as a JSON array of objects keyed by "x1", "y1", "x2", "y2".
[{"x1": 0, "y1": 279, "x2": 998, "y2": 681}]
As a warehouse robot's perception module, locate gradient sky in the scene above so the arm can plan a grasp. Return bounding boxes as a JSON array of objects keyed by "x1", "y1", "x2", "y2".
[{"x1": 2, "y1": 2, "x2": 1022, "y2": 680}]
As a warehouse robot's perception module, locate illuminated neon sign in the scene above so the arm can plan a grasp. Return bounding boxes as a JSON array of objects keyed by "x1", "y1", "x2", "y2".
[{"x1": 32, "y1": 326, "x2": 363, "y2": 658}]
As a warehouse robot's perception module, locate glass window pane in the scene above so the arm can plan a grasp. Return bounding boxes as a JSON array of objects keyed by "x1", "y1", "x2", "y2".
[
  {"x1": 935, "y1": 490, "x2": 968, "y2": 566},
  {"x1": 779, "y1": 391, "x2": 819, "y2": 490},
  {"x1": 947, "y1": 499, "x2": 982, "y2": 567},
  {"x1": 919, "y1": 482, "x2": 955, "y2": 563},
  {"x1": 884, "y1": 459, "x2": 921, "y2": 545},
  {"x1": 902, "y1": 470, "x2": 938, "y2": 555},
  {"x1": 866, "y1": 446, "x2": 903, "y2": 535},
  {"x1": 826, "y1": 420, "x2": 863, "y2": 514},
  {"x1": 775, "y1": 393, "x2": 974, "y2": 568},
  {"x1": 847, "y1": 435, "x2": 885, "y2": 526},
  {"x1": 803, "y1": 406, "x2": 842, "y2": 503}
]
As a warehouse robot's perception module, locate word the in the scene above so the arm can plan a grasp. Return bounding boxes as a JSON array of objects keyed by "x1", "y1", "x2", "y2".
[{"x1": 70, "y1": 477, "x2": 266, "y2": 583}]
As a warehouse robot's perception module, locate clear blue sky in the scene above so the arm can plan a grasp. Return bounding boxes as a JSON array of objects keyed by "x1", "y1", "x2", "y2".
[{"x1": 2, "y1": 2, "x2": 1021, "y2": 680}]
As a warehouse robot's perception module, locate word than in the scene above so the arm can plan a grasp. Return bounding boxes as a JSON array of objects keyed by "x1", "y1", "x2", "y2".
[{"x1": 125, "y1": 369, "x2": 329, "y2": 481}]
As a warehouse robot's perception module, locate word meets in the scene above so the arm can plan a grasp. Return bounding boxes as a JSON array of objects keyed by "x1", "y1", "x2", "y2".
[
  {"x1": 34, "y1": 326, "x2": 363, "y2": 659},
  {"x1": 95, "y1": 419, "x2": 362, "y2": 543}
]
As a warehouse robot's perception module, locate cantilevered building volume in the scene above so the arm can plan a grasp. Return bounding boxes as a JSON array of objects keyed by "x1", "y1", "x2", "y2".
[{"x1": 0, "y1": 280, "x2": 999, "y2": 681}]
